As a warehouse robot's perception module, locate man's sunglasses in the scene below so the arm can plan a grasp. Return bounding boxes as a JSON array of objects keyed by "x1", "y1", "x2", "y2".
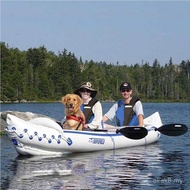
[{"x1": 121, "y1": 89, "x2": 131, "y2": 92}]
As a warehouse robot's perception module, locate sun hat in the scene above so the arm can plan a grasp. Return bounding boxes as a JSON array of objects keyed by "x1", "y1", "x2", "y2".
[
  {"x1": 74, "y1": 82, "x2": 97, "y2": 98},
  {"x1": 119, "y1": 82, "x2": 132, "y2": 91}
]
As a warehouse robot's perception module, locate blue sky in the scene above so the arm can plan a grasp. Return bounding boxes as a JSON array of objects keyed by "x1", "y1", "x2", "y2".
[{"x1": 1, "y1": 1, "x2": 190, "y2": 65}]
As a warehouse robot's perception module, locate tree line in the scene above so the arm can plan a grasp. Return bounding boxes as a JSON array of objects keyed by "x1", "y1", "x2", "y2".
[{"x1": 1, "y1": 42, "x2": 190, "y2": 102}]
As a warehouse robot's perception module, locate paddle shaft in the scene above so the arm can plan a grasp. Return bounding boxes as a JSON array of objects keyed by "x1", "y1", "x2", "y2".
[
  {"x1": 95, "y1": 123, "x2": 188, "y2": 137},
  {"x1": 58, "y1": 120, "x2": 188, "y2": 137}
]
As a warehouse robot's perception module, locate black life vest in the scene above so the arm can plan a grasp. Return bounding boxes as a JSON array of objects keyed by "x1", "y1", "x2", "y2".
[{"x1": 81, "y1": 98, "x2": 99, "y2": 124}]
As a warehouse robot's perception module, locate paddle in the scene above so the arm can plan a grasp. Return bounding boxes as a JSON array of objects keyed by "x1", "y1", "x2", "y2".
[
  {"x1": 154, "y1": 123, "x2": 188, "y2": 136},
  {"x1": 116, "y1": 126, "x2": 148, "y2": 139},
  {"x1": 94, "y1": 126, "x2": 148, "y2": 140},
  {"x1": 94, "y1": 123, "x2": 188, "y2": 139},
  {"x1": 58, "y1": 120, "x2": 188, "y2": 138}
]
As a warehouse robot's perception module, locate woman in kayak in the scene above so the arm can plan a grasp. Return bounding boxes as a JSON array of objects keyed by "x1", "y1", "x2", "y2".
[{"x1": 75, "y1": 82, "x2": 104, "y2": 130}]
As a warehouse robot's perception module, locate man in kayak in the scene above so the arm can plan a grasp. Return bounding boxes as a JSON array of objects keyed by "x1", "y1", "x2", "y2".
[
  {"x1": 103, "y1": 82, "x2": 144, "y2": 128},
  {"x1": 74, "y1": 82, "x2": 104, "y2": 130}
]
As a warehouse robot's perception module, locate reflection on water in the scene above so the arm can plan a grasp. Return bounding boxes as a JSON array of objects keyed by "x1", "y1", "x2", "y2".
[
  {"x1": 156, "y1": 151, "x2": 188, "y2": 189},
  {"x1": 1, "y1": 140, "x2": 189, "y2": 190},
  {"x1": 0, "y1": 142, "x2": 166, "y2": 189}
]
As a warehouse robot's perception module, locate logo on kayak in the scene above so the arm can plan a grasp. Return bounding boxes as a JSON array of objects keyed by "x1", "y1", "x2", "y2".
[{"x1": 89, "y1": 138, "x2": 105, "y2": 144}]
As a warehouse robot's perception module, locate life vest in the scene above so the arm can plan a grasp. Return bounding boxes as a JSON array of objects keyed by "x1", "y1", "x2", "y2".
[
  {"x1": 66, "y1": 115, "x2": 85, "y2": 129},
  {"x1": 116, "y1": 96, "x2": 140, "y2": 126},
  {"x1": 81, "y1": 98, "x2": 99, "y2": 124}
]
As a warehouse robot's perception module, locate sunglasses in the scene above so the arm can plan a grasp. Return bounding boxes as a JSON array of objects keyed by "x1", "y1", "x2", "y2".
[
  {"x1": 80, "y1": 88, "x2": 91, "y2": 93},
  {"x1": 121, "y1": 89, "x2": 131, "y2": 92}
]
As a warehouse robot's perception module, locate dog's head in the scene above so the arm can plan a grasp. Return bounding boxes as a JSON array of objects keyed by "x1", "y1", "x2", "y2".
[{"x1": 61, "y1": 94, "x2": 83, "y2": 114}]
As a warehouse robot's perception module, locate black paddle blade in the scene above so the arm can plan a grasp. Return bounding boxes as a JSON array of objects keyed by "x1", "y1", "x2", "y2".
[
  {"x1": 156, "y1": 124, "x2": 188, "y2": 136},
  {"x1": 116, "y1": 127, "x2": 148, "y2": 140}
]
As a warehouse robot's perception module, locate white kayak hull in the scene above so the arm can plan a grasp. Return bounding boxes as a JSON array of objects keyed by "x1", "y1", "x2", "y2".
[{"x1": 5, "y1": 112, "x2": 162, "y2": 156}]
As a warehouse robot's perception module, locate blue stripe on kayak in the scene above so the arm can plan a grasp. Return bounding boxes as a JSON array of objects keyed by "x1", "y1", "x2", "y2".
[{"x1": 64, "y1": 130, "x2": 122, "y2": 137}]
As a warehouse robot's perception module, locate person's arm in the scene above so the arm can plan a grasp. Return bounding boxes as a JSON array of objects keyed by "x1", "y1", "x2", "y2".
[
  {"x1": 86, "y1": 101, "x2": 103, "y2": 129},
  {"x1": 103, "y1": 103, "x2": 118, "y2": 123},
  {"x1": 133, "y1": 101, "x2": 144, "y2": 127},
  {"x1": 138, "y1": 114, "x2": 144, "y2": 126},
  {"x1": 102, "y1": 115, "x2": 109, "y2": 122}
]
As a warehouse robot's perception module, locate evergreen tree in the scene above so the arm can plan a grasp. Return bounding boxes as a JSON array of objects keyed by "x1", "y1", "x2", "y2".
[{"x1": 1, "y1": 42, "x2": 189, "y2": 102}]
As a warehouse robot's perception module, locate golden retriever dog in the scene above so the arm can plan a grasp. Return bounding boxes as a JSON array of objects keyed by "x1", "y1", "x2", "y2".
[{"x1": 61, "y1": 94, "x2": 85, "y2": 130}]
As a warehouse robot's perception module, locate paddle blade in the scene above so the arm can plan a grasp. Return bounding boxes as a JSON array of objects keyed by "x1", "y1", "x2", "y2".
[
  {"x1": 156, "y1": 124, "x2": 188, "y2": 136},
  {"x1": 117, "y1": 127, "x2": 148, "y2": 140}
]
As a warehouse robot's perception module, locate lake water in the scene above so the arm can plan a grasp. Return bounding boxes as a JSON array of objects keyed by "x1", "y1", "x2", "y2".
[{"x1": 1, "y1": 102, "x2": 190, "y2": 189}]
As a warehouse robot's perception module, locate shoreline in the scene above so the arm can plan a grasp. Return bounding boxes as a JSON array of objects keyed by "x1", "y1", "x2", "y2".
[{"x1": 1, "y1": 100, "x2": 190, "y2": 104}]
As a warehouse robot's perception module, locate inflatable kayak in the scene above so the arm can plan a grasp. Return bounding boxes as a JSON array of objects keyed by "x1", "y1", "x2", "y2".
[{"x1": 4, "y1": 112, "x2": 167, "y2": 156}]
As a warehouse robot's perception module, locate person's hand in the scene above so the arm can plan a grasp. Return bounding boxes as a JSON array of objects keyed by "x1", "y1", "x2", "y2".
[
  {"x1": 83, "y1": 124, "x2": 89, "y2": 128},
  {"x1": 83, "y1": 124, "x2": 92, "y2": 131}
]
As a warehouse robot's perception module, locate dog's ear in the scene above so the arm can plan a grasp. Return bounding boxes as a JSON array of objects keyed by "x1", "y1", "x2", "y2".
[{"x1": 62, "y1": 94, "x2": 70, "y2": 105}]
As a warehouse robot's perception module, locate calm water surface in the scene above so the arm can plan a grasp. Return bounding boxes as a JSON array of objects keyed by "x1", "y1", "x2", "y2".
[{"x1": 1, "y1": 102, "x2": 190, "y2": 189}]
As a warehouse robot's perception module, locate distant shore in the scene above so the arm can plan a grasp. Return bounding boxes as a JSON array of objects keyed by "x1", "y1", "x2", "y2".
[{"x1": 1, "y1": 99, "x2": 190, "y2": 104}]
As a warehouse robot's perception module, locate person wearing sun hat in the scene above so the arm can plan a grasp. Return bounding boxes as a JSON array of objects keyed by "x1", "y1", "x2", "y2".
[
  {"x1": 74, "y1": 82, "x2": 104, "y2": 130},
  {"x1": 103, "y1": 81, "x2": 144, "y2": 127},
  {"x1": 74, "y1": 82, "x2": 97, "y2": 98}
]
